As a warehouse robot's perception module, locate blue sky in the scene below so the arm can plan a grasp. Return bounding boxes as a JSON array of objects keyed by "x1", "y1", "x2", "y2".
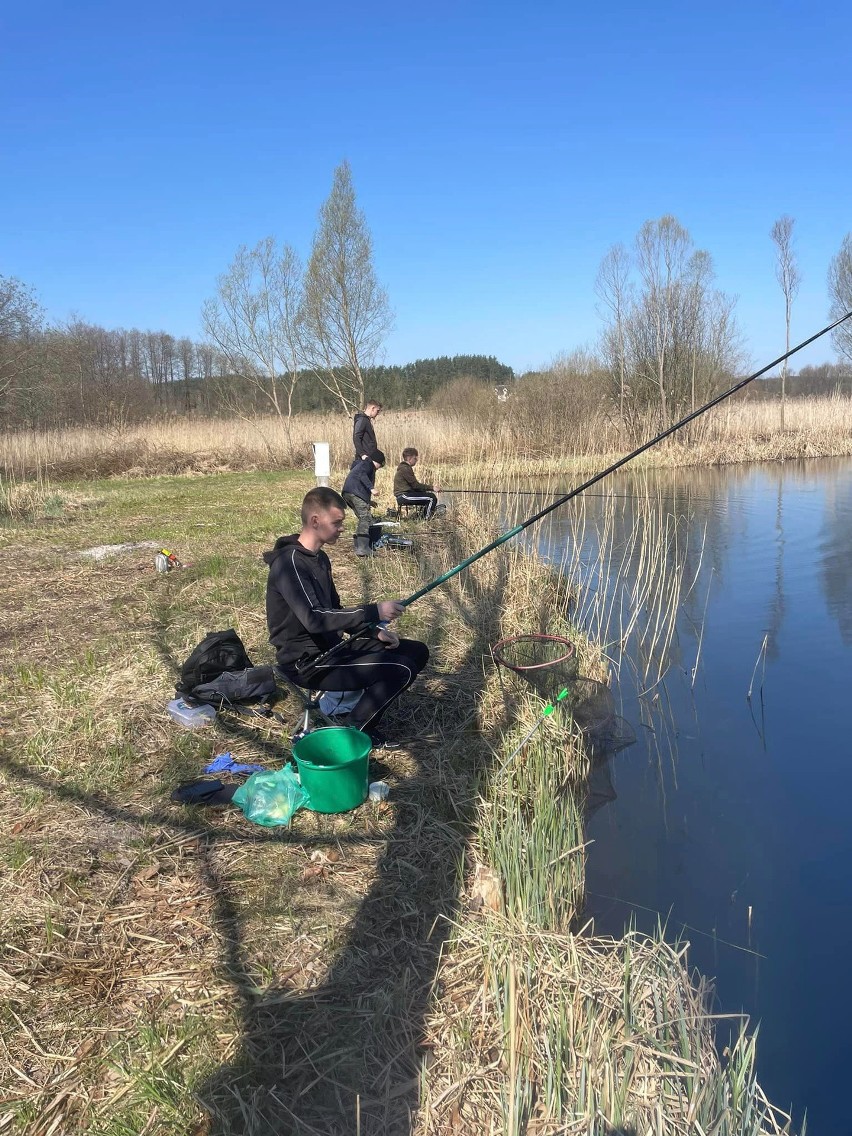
[{"x1": 1, "y1": 0, "x2": 849, "y2": 373}]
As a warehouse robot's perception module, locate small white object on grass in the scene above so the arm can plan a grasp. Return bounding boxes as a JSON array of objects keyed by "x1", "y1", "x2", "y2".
[{"x1": 368, "y1": 781, "x2": 389, "y2": 802}]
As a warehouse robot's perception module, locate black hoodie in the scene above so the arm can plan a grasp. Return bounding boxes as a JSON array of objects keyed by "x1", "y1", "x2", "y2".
[{"x1": 264, "y1": 535, "x2": 380, "y2": 670}]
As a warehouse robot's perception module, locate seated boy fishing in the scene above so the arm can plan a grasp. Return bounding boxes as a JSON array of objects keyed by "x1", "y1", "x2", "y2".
[
  {"x1": 342, "y1": 449, "x2": 385, "y2": 557},
  {"x1": 394, "y1": 447, "x2": 439, "y2": 518},
  {"x1": 264, "y1": 487, "x2": 429, "y2": 748}
]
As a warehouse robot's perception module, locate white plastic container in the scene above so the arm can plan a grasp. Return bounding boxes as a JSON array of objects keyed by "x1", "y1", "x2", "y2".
[
  {"x1": 312, "y1": 441, "x2": 330, "y2": 487},
  {"x1": 369, "y1": 781, "x2": 390, "y2": 802},
  {"x1": 167, "y1": 699, "x2": 216, "y2": 729}
]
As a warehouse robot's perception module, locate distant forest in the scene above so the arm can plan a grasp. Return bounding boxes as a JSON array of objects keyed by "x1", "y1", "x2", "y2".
[
  {"x1": 2, "y1": 273, "x2": 849, "y2": 434},
  {"x1": 1, "y1": 310, "x2": 515, "y2": 430},
  {"x1": 749, "y1": 362, "x2": 852, "y2": 399},
  {"x1": 313, "y1": 354, "x2": 515, "y2": 412}
]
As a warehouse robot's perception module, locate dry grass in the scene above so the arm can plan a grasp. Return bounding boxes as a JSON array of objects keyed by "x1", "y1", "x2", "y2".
[
  {"x1": 417, "y1": 920, "x2": 793, "y2": 1135},
  {"x1": 2, "y1": 393, "x2": 852, "y2": 485}
]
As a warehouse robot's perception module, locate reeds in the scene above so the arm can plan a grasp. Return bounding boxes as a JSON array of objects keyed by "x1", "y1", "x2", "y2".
[
  {"x1": 480, "y1": 724, "x2": 587, "y2": 930},
  {"x1": 2, "y1": 392, "x2": 852, "y2": 481},
  {"x1": 414, "y1": 489, "x2": 797, "y2": 1134},
  {"x1": 0, "y1": 467, "x2": 61, "y2": 519},
  {"x1": 418, "y1": 921, "x2": 795, "y2": 1134}
]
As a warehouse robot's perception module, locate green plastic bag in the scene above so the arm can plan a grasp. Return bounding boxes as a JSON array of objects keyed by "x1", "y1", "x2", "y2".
[{"x1": 232, "y1": 765, "x2": 310, "y2": 827}]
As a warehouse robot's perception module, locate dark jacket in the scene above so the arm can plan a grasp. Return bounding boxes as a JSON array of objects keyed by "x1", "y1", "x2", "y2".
[
  {"x1": 342, "y1": 457, "x2": 377, "y2": 501},
  {"x1": 353, "y1": 412, "x2": 378, "y2": 460},
  {"x1": 264, "y1": 535, "x2": 380, "y2": 669},
  {"x1": 394, "y1": 461, "x2": 433, "y2": 496}
]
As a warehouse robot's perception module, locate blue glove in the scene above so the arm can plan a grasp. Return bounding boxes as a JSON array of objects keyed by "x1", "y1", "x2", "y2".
[{"x1": 205, "y1": 753, "x2": 267, "y2": 775}]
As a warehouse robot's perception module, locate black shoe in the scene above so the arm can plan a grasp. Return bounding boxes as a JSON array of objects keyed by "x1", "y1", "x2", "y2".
[
  {"x1": 170, "y1": 779, "x2": 237, "y2": 806},
  {"x1": 365, "y1": 729, "x2": 402, "y2": 751}
]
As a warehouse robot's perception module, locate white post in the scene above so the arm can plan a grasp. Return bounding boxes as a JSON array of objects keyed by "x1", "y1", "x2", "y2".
[{"x1": 312, "y1": 442, "x2": 330, "y2": 487}]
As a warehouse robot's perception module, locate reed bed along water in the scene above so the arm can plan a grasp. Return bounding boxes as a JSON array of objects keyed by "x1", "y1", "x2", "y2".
[
  {"x1": 2, "y1": 393, "x2": 852, "y2": 482},
  {"x1": 418, "y1": 923, "x2": 793, "y2": 1136},
  {"x1": 414, "y1": 487, "x2": 797, "y2": 1134}
]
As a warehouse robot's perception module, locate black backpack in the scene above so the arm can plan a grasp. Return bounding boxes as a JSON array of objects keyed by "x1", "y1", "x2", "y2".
[{"x1": 176, "y1": 629, "x2": 278, "y2": 712}]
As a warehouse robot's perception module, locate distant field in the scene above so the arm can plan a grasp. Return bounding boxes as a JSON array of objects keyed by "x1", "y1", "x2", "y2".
[{"x1": 2, "y1": 395, "x2": 852, "y2": 487}]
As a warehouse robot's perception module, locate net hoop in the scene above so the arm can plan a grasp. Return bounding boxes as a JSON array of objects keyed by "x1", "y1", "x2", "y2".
[{"x1": 492, "y1": 633, "x2": 576, "y2": 675}]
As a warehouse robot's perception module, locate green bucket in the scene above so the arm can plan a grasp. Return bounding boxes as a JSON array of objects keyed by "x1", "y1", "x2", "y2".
[{"x1": 292, "y1": 727, "x2": 372, "y2": 814}]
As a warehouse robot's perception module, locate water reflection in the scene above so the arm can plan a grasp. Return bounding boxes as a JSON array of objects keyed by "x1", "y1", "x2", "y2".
[
  {"x1": 819, "y1": 475, "x2": 852, "y2": 645},
  {"x1": 520, "y1": 456, "x2": 852, "y2": 1133}
]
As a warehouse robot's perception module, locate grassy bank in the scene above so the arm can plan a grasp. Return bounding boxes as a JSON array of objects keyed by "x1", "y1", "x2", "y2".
[
  {"x1": 0, "y1": 472, "x2": 794, "y2": 1133},
  {"x1": 2, "y1": 393, "x2": 852, "y2": 486}
]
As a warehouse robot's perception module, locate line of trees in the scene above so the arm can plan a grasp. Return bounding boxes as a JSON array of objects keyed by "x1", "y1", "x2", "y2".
[
  {"x1": 1, "y1": 159, "x2": 515, "y2": 432},
  {"x1": 593, "y1": 215, "x2": 852, "y2": 435},
  {"x1": 595, "y1": 215, "x2": 744, "y2": 438},
  {"x1": 0, "y1": 279, "x2": 513, "y2": 430},
  {"x1": 3, "y1": 189, "x2": 852, "y2": 433}
]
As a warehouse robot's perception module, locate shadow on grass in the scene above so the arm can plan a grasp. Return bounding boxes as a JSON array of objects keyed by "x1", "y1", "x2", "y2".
[
  {"x1": 1, "y1": 526, "x2": 516, "y2": 1135},
  {"x1": 197, "y1": 532, "x2": 513, "y2": 1133}
]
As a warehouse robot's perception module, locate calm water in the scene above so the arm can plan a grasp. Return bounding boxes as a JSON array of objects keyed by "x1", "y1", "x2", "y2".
[{"x1": 523, "y1": 458, "x2": 852, "y2": 1133}]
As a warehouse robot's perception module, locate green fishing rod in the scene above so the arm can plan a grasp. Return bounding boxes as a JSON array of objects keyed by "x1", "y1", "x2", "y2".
[{"x1": 401, "y1": 311, "x2": 852, "y2": 609}]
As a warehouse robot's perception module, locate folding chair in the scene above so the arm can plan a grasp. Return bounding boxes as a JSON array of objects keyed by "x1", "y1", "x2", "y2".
[{"x1": 273, "y1": 668, "x2": 339, "y2": 736}]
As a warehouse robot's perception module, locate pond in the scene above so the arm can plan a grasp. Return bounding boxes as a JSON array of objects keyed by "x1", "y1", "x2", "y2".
[{"x1": 517, "y1": 457, "x2": 852, "y2": 1133}]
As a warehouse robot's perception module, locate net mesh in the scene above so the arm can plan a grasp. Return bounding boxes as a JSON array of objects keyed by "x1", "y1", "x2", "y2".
[
  {"x1": 492, "y1": 634, "x2": 578, "y2": 693},
  {"x1": 493, "y1": 636, "x2": 636, "y2": 759}
]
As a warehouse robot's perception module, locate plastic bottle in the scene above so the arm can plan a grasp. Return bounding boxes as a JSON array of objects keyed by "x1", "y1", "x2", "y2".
[
  {"x1": 368, "y1": 781, "x2": 390, "y2": 802},
  {"x1": 167, "y1": 699, "x2": 216, "y2": 729}
]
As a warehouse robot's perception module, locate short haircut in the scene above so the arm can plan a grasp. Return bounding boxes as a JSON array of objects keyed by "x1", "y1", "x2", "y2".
[
  {"x1": 373, "y1": 449, "x2": 386, "y2": 467},
  {"x1": 402, "y1": 447, "x2": 418, "y2": 460},
  {"x1": 301, "y1": 486, "x2": 346, "y2": 525},
  {"x1": 364, "y1": 399, "x2": 382, "y2": 410}
]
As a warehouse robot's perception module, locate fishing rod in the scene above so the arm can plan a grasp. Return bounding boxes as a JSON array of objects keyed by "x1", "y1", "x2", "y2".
[{"x1": 401, "y1": 311, "x2": 852, "y2": 608}]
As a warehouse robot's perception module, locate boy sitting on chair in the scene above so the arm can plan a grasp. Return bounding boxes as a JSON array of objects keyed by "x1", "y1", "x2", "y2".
[
  {"x1": 342, "y1": 449, "x2": 385, "y2": 557},
  {"x1": 264, "y1": 487, "x2": 429, "y2": 749},
  {"x1": 394, "y1": 447, "x2": 439, "y2": 519}
]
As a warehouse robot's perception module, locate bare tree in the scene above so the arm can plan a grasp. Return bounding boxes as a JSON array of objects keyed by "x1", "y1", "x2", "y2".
[
  {"x1": 0, "y1": 275, "x2": 44, "y2": 423},
  {"x1": 203, "y1": 236, "x2": 303, "y2": 417},
  {"x1": 634, "y1": 216, "x2": 695, "y2": 426},
  {"x1": 177, "y1": 337, "x2": 196, "y2": 414},
  {"x1": 596, "y1": 217, "x2": 743, "y2": 435},
  {"x1": 595, "y1": 244, "x2": 632, "y2": 423},
  {"x1": 770, "y1": 216, "x2": 801, "y2": 429},
  {"x1": 828, "y1": 233, "x2": 852, "y2": 364},
  {"x1": 300, "y1": 161, "x2": 393, "y2": 415}
]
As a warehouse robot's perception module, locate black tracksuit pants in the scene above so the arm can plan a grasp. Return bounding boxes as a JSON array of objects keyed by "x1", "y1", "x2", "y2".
[{"x1": 291, "y1": 637, "x2": 429, "y2": 729}]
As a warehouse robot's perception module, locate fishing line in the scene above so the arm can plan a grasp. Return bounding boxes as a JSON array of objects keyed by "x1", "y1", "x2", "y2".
[
  {"x1": 442, "y1": 487, "x2": 737, "y2": 506},
  {"x1": 587, "y1": 890, "x2": 766, "y2": 959},
  {"x1": 401, "y1": 312, "x2": 852, "y2": 609},
  {"x1": 493, "y1": 688, "x2": 571, "y2": 777}
]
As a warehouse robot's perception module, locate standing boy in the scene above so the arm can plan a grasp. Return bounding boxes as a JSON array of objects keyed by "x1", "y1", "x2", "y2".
[
  {"x1": 343, "y1": 449, "x2": 385, "y2": 556},
  {"x1": 264, "y1": 487, "x2": 429, "y2": 747},
  {"x1": 353, "y1": 399, "x2": 382, "y2": 462},
  {"x1": 394, "y1": 447, "x2": 439, "y2": 519}
]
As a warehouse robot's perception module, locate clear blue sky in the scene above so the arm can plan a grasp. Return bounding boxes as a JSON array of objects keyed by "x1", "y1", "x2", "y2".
[{"x1": 1, "y1": 0, "x2": 849, "y2": 373}]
